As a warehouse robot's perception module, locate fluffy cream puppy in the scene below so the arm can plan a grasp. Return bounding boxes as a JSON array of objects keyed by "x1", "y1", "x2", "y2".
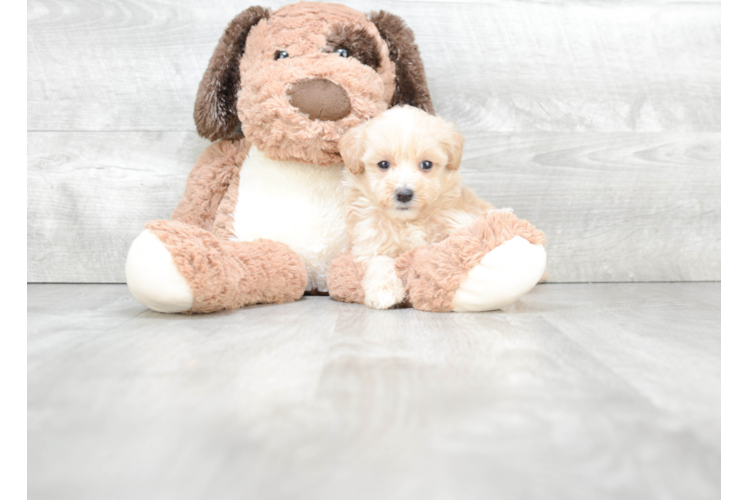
[{"x1": 339, "y1": 105, "x2": 494, "y2": 309}]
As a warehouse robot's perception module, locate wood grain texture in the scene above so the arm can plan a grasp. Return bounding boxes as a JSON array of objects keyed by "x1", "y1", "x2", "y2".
[
  {"x1": 27, "y1": 131, "x2": 210, "y2": 282},
  {"x1": 28, "y1": 0, "x2": 720, "y2": 132},
  {"x1": 27, "y1": 0, "x2": 721, "y2": 283},
  {"x1": 28, "y1": 283, "x2": 721, "y2": 500},
  {"x1": 27, "y1": 130, "x2": 720, "y2": 283}
]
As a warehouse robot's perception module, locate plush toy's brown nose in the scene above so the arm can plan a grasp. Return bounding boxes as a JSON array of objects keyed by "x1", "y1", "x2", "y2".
[{"x1": 287, "y1": 78, "x2": 351, "y2": 121}]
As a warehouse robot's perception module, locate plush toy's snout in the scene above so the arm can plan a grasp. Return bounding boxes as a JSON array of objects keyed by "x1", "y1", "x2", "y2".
[{"x1": 287, "y1": 78, "x2": 351, "y2": 121}]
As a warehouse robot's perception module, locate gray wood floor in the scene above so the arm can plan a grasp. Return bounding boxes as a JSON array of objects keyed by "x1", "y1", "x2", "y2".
[{"x1": 27, "y1": 283, "x2": 720, "y2": 500}]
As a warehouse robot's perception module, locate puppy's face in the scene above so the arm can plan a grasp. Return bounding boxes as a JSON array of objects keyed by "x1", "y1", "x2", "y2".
[{"x1": 341, "y1": 106, "x2": 464, "y2": 220}]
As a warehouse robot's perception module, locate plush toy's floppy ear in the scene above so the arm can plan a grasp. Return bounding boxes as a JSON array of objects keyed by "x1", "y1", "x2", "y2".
[
  {"x1": 194, "y1": 6, "x2": 270, "y2": 141},
  {"x1": 368, "y1": 11, "x2": 434, "y2": 115},
  {"x1": 444, "y1": 126, "x2": 464, "y2": 170},
  {"x1": 339, "y1": 124, "x2": 367, "y2": 174}
]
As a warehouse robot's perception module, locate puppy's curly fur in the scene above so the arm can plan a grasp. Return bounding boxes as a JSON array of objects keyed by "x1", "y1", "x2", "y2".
[{"x1": 339, "y1": 106, "x2": 494, "y2": 309}]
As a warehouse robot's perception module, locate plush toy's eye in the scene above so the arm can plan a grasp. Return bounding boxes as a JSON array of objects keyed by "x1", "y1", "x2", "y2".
[
  {"x1": 377, "y1": 161, "x2": 390, "y2": 170},
  {"x1": 420, "y1": 161, "x2": 433, "y2": 170},
  {"x1": 274, "y1": 50, "x2": 289, "y2": 60},
  {"x1": 336, "y1": 48, "x2": 350, "y2": 58}
]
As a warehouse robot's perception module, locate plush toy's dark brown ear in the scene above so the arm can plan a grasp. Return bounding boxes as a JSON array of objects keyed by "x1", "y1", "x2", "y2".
[
  {"x1": 367, "y1": 11, "x2": 434, "y2": 115},
  {"x1": 194, "y1": 7, "x2": 270, "y2": 141}
]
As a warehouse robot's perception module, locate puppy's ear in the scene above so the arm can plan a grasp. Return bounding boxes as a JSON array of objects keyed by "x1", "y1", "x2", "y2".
[
  {"x1": 367, "y1": 11, "x2": 434, "y2": 115},
  {"x1": 339, "y1": 125, "x2": 367, "y2": 175},
  {"x1": 194, "y1": 7, "x2": 270, "y2": 142},
  {"x1": 443, "y1": 126, "x2": 464, "y2": 170}
]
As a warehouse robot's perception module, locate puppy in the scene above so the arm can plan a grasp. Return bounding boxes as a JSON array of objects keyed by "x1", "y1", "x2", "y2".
[{"x1": 338, "y1": 105, "x2": 495, "y2": 309}]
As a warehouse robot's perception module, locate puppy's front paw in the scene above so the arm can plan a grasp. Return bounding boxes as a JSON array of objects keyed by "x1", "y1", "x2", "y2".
[
  {"x1": 362, "y1": 256, "x2": 406, "y2": 309},
  {"x1": 364, "y1": 281, "x2": 406, "y2": 310}
]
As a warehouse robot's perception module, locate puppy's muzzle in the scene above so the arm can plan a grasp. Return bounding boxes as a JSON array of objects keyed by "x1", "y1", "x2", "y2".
[{"x1": 287, "y1": 78, "x2": 351, "y2": 121}]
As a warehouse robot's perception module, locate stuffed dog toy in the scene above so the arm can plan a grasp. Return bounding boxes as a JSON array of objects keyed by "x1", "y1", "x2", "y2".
[
  {"x1": 125, "y1": 2, "x2": 432, "y2": 313},
  {"x1": 329, "y1": 106, "x2": 547, "y2": 312},
  {"x1": 125, "y1": 1, "x2": 546, "y2": 314}
]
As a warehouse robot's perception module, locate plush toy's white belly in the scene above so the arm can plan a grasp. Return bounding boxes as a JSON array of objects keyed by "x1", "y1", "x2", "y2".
[{"x1": 230, "y1": 146, "x2": 348, "y2": 292}]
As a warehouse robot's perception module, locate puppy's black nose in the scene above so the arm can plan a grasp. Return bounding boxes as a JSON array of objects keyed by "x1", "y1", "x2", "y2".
[{"x1": 396, "y1": 189, "x2": 414, "y2": 203}]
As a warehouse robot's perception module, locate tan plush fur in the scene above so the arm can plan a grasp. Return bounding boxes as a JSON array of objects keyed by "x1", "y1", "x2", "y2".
[
  {"x1": 237, "y1": 4, "x2": 397, "y2": 166},
  {"x1": 328, "y1": 106, "x2": 546, "y2": 311},
  {"x1": 171, "y1": 139, "x2": 249, "y2": 232},
  {"x1": 396, "y1": 211, "x2": 546, "y2": 312},
  {"x1": 146, "y1": 220, "x2": 307, "y2": 314},
  {"x1": 326, "y1": 249, "x2": 366, "y2": 304}
]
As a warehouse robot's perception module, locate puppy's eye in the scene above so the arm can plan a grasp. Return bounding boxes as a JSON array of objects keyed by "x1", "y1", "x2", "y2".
[
  {"x1": 336, "y1": 48, "x2": 349, "y2": 58},
  {"x1": 274, "y1": 50, "x2": 289, "y2": 60},
  {"x1": 420, "y1": 161, "x2": 433, "y2": 170},
  {"x1": 377, "y1": 161, "x2": 390, "y2": 170}
]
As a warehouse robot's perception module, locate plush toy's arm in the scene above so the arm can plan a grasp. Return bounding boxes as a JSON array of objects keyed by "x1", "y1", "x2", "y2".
[{"x1": 171, "y1": 139, "x2": 249, "y2": 232}]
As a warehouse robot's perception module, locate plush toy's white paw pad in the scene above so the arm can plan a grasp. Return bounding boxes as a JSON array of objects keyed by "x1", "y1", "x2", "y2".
[
  {"x1": 451, "y1": 236, "x2": 546, "y2": 312},
  {"x1": 125, "y1": 230, "x2": 194, "y2": 313}
]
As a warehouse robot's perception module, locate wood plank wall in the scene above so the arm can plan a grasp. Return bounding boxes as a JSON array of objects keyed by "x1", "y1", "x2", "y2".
[{"x1": 27, "y1": 0, "x2": 721, "y2": 283}]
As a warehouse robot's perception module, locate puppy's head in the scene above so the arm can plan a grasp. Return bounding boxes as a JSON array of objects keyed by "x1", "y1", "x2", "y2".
[
  {"x1": 340, "y1": 105, "x2": 464, "y2": 220},
  {"x1": 194, "y1": 3, "x2": 434, "y2": 166}
]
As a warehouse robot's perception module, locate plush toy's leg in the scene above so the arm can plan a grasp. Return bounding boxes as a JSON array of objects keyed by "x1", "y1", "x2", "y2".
[
  {"x1": 125, "y1": 220, "x2": 307, "y2": 313},
  {"x1": 395, "y1": 211, "x2": 546, "y2": 312},
  {"x1": 327, "y1": 249, "x2": 365, "y2": 304}
]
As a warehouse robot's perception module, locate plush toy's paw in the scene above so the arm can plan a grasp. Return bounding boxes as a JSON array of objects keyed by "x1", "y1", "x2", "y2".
[
  {"x1": 451, "y1": 236, "x2": 546, "y2": 312},
  {"x1": 127, "y1": 220, "x2": 308, "y2": 314},
  {"x1": 328, "y1": 249, "x2": 366, "y2": 304},
  {"x1": 396, "y1": 211, "x2": 546, "y2": 312},
  {"x1": 363, "y1": 256, "x2": 406, "y2": 310},
  {"x1": 125, "y1": 229, "x2": 194, "y2": 313}
]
